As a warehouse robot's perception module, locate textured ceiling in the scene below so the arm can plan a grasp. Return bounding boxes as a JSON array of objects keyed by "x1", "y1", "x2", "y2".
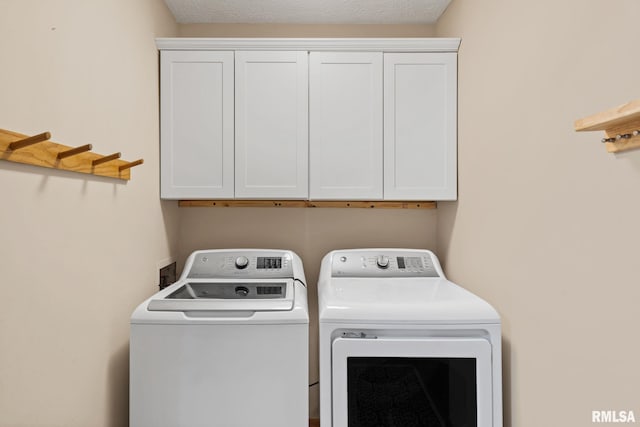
[{"x1": 164, "y1": 0, "x2": 452, "y2": 24}]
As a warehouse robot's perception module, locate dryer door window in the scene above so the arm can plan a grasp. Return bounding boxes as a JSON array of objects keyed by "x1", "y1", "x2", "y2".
[{"x1": 332, "y1": 337, "x2": 492, "y2": 427}]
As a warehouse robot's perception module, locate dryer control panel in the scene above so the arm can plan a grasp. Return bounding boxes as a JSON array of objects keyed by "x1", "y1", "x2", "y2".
[
  {"x1": 187, "y1": 250, "x2": 294, "y2": 279},
  {"x1": 331, "y1": 250, "x2": 439, "y2": 278}
]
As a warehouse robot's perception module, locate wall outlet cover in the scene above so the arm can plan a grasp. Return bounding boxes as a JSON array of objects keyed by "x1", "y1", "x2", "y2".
[{"x1": 159, "y1": 262, "x2": 177, "y2": 290}]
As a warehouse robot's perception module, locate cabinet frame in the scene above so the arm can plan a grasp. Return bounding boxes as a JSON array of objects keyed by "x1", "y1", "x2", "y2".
[
  {"x1": 235, "y1": 51, "x2": 309, "y2": 199},
  {"x1": 160, "y1": 50, "x2": 234, "y2": 199},
  {"x1": 309, "y1": 52, "x2": 384, "y2": 200},
  {"x1": 384, "y1": 52, "x2": 458, "y2": 200}
]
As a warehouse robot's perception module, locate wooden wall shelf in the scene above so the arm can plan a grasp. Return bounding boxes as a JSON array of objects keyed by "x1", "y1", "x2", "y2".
[
  {"x1": 575, "y1": 98, "x2": 640, "y2": 153},
  {"x1": 179, "y1": 200, "x2": 437, "y2": 209},
  {"x1": 0, "y1": 128, "x2": 143, "y2": 180}
]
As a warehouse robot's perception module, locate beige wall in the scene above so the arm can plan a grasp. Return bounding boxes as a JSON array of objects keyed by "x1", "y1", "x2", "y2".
[
  {"x1": 437, "y1": 1, "x2": 640, "y2": 426},
  {"x1": 0, "y1": 1, "x2": 178, "y2": 426}
]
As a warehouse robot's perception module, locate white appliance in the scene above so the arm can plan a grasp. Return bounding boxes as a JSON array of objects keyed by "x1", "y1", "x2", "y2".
[
  {"x1": 318, "y1": 249, "x2": 502, "y2": 427},
  {"x1": 130, "y1": 249, "x2": 309, "y2": 427}
]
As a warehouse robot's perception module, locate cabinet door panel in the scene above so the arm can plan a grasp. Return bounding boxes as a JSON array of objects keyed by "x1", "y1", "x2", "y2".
[
  {"x1": 235, "y1": 51, "x2": 308, "y2": 199},
  {"x1": 310, "y1": 52, "x2": 383, "y2": 200},
  {"x1": 384, "y1": 53, "x2": 457, "y2": 200},
  {"x1": 160, "y1": 51, "x2": 234, "y2": 199}
]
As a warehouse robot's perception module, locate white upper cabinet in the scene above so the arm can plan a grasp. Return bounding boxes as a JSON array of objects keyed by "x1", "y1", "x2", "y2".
[
  {"x1": 309, "y1": 52, "x2": 383, "y2": 200},
  {"x1": 160, "y1": 50, "x2": 234, "y2": 199},
  {"x1": 157, "y1": 38, "x2": 460, "y2": 201},
  {"x1": 235, "y1": 51, "x2": 308, "y2": 199},
  {"x1": 384, "y1": 53, "x2": 458, "y2": 200}
]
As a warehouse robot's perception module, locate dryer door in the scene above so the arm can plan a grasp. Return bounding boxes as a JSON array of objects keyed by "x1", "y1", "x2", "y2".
[{"x1": 332, "y1": 337, "x2": 492, "y2": 427}]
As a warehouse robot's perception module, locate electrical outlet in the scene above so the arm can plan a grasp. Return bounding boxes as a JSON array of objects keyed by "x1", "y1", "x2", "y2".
[{"x1": 159, "y1": 262, "x2": 177, "y2": 290}]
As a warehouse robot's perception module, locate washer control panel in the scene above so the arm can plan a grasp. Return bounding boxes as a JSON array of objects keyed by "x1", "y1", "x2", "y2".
[
  {"x1": 187, "y1": 251, "x2": 294, "y2": 279},
  {"x1": 331, "y1": 250, "x2": 439, "y2": 277}
]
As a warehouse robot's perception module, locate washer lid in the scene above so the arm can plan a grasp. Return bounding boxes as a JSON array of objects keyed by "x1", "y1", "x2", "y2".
[
  {"x1": 319, "y1": 277, "x2": 499, "y2": 324},
  {"x1": 147, "y1": 279, "x2": 294, "y2": 312}
]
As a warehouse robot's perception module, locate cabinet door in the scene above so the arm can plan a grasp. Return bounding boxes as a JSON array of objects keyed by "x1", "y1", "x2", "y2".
[
  {"x1": 384, "y1": 53, "x2": 457, "y2": 200},
  {"x1": 160, "y1": 51, "x2": 234, "y2": 199},
  {"x1": 309, "y1": 52, "x2": 383, "y2": 200},
  {"x1": 235, "y1": 51, "x2": 308, "y2": 199}
]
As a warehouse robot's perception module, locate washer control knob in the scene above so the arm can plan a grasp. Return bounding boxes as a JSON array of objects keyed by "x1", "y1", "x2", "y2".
[
  {"x1": 376, "y1": 255, "x2": 390, "y2": 269},
  {"x1": 235, "y1": 256, "x2": 249, "y2": 269},
  {"x1": 235, "y1": 286, "x2": 249, "y2": 297}
]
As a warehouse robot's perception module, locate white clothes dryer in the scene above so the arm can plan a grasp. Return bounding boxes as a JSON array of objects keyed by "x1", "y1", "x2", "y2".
[
  {"x1": 131, "y1": 249, "x2": 309, "y2": 427},
  {"x1": 318, "y1": 249, "x2": 502, "y2": 427}
]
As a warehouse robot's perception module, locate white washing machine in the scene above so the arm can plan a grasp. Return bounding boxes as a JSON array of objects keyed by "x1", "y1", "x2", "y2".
[
  {"x1": 318, "y1": 249, "x2": 502, "y2": 427},
  {"x1": 131, "y1": 249, "x2": 309, "y2": 427}
]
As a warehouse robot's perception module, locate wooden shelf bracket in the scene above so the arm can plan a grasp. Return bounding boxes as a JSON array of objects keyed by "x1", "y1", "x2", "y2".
[
  {"x1": 0, "y1": 128, "x2": 143, "y2": 180},
  {"x1": 575, "y1": 98, "x2": 640, "y2": 153}
]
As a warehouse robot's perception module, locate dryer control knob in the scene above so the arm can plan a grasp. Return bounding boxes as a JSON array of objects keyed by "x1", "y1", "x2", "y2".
[
  {"x1": 235, "y1": 256, "x2": 249, "y2": 269},
  {"x1": 376, "y1": 255, "x2": 390, "y2": 269}
]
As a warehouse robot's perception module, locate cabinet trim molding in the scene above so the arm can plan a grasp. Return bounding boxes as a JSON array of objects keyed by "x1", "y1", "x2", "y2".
[
  {"x1": 178, "y1": 200, "x2": 437, "y2": 209},
  {"x1": 156, "y1": 38, "x2": 461, "y2": 52}
]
